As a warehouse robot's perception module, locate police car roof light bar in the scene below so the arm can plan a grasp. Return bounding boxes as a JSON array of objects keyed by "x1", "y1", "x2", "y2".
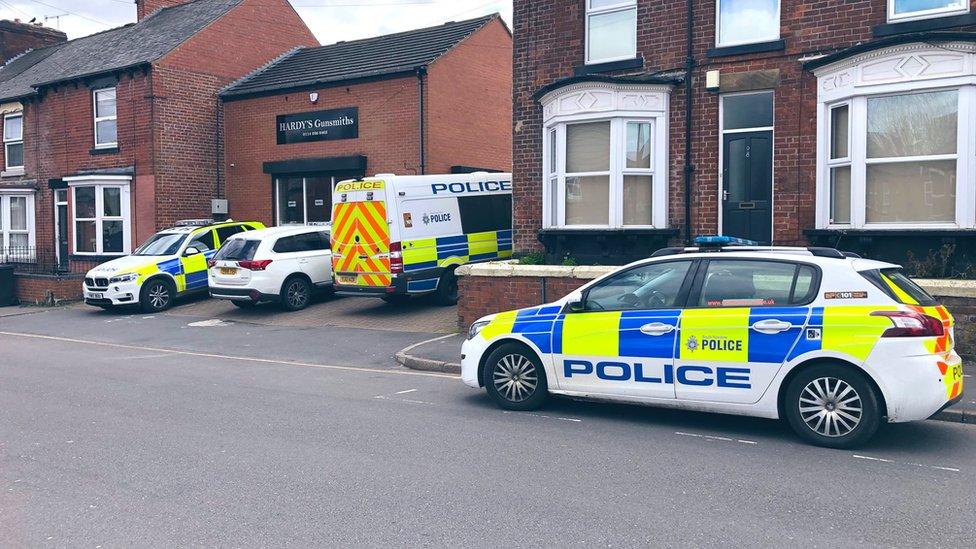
[{"x1": 694, "y1": 235, "x2": 759, "y2": 247}]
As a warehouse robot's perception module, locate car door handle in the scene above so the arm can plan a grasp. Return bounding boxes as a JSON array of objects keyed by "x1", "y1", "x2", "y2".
[
  {"x1": 640, "y1": 322, "x2": 674, "y2": 336},
  {"x1": 751, "y1": 319, "x2": 792, "y2": 334}
]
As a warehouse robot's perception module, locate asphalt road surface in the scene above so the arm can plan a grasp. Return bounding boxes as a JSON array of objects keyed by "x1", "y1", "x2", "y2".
[{"x1": 1, "y1": 307, "x2": 975, "y2": 547}]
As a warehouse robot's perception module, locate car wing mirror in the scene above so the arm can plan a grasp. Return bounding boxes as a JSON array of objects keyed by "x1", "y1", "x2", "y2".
[
  {"x1": 183, "y1": 247, "x2": 200, "y2": 257},
  {"x1": 567, "y1": 299, "x2": 586, "y2": 313}
]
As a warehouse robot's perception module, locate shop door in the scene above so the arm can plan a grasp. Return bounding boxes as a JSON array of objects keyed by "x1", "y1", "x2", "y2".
[{"x1": 722, "y1": 131, "x2": 772, "y2": 244}]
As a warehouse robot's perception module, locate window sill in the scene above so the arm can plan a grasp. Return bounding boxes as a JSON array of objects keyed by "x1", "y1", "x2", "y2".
[
  {"x1": 540, "y1": 227, "x2": 679, "y2": 235},
  {"x1": 90, "y1": 146, "x2": 119, "y2": 156},
  {"x1": 573, "y1": 57, "x2": 644, "y2": 76},
  {"x1": 1, "y1": 168, "x2": 25, "y2": 178},
  {"x1": 707, "y1": 39, "x2": 786, "y2": 58},
  {"x1": 874, "y1": 12, "x2": 976, "y2": 36}
]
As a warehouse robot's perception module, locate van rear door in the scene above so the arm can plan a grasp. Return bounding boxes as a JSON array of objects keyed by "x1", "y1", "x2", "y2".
[{"x1": 331, "y1": 180, "x2": 392, "y2": 288}]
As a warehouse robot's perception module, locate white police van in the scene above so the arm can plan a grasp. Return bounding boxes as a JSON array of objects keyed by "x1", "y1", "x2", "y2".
[
  {"x1": 331, "y1": 173, "x2": 512, "y2": 305},
  {"x1": 461, "y1": 237, "x2": 963, "y2": 448}
]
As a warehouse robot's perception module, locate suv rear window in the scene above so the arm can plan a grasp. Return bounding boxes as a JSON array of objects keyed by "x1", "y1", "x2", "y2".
[
  {"x1": 861, "y1": 268, "x2": 937, "y2": 306},
  {"x1": 214, "y1": 238, "x2": 260, "y2": 261}
]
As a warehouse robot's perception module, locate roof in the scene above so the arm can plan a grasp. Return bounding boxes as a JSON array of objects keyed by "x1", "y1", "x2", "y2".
[
  {"x1": 803, "y1": 31, "x2": 976, "y2": 71},
  {"x1": 0, "y1": 0, "x2": 241, "y2": 101},
  {"x1": 222, "y1": 14, "x2": 501, "y2": 99}
]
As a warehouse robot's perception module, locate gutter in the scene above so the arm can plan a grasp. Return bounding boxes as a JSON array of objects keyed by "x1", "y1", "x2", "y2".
[
  {"x1": 417, "y1": 65, "x2": 427, "y2": 175},
  {"x1": 683, "y1": 0, "x2": 695, "y2": 244}
]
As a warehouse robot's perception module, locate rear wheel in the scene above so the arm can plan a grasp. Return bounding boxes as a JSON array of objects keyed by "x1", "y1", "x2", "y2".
[
  {"x1": 484, "y1": 343, "x2": 548, "y2": 411},
  {"x1": 280, "y1": 276, "x2": 312, "y2": 312},
  {"x1": 433, "y1": 268, "x2": 458, "y2": 306},
  {"x1": 784, "y1": 363, "x2": 881, "y2": 449},
  {"x1": 140, "y1": 278, "x2": 174, "y2": 313}
]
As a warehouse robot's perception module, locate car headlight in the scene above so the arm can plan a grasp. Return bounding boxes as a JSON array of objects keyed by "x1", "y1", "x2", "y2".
[
  {"x1": 109, "y1": 273, "x2": 139, "y2": 283},
  {"x1": 467, "y1": 320, "x2": 490, "y2": 340}
]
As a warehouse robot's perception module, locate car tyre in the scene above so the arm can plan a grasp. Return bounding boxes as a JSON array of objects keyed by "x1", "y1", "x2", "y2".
[
  {"x1": 231, "y1": 300, "x2": 256, "y2": 309},
  {"x1": 281, "y1": 275, "x2": 312, "y2": 312},
  {"x1": 783, "y1": 363, "x2": 881, "y2": 449},
  {"x1": 484, "y1": 343, "x2": 548, "y2": 411},
  {"x1": 432, "y1": 267, "x2": 458, "y2": 306},
  {"x1": 139, "y1": 278, "x2": 175, "y2": 313}
]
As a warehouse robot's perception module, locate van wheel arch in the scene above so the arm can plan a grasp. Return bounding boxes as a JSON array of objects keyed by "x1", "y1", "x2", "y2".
[
  {"x1": 777, "y1": 358, "x2": 888, "y2": 420},
  {"x1": 478, "y1": 338, "x2": 545, "y2": 388}
]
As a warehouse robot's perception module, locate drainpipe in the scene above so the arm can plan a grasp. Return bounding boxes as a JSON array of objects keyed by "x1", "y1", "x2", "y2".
[
  {"x1": 416, "y1": 66, "x2": 428, "y2": 175},
  {"x1": 683, "y1": 0, "x2": 695, "y2": 244}
]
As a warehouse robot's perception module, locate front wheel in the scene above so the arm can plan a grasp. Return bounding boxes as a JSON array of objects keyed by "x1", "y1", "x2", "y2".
[
  {"x1": 140, "y1": 278, "x2": 174, "y2": 313},
  {"x1": 783, "y1": 363, "x2": 881, "y2": 449},
  {"x1": 484, "y1": 343, "x2": 548, "y2": 411}
]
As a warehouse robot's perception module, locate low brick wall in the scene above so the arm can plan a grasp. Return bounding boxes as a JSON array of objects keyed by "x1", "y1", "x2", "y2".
[
  {"x1": 14, "y1": 273, "x2": 84, "y2": 305},
  {"x1": 456, "y1": 263, "x2": 975, "y2": 359}
]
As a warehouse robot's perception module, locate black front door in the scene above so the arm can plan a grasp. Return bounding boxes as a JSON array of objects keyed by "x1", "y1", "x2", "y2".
[
  {"x1": 57, "y1": 202, "x2": 69, "y2": 270},
  {"x1": 722, "y1": 131, "x2": 772, "y2": 244}
]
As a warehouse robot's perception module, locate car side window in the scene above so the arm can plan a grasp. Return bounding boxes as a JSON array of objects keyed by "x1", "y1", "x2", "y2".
[
  {"x1": 697, "y1": 260, "x2": 818, "y2": 308},
  {"x1": 216, "y1": 225, "x2": 245, "y2": 245},
  {"x1": 316, "y1": 231, "x2": 331, "y2": 251},
  {"x1": 273, "y1": 235, "x2": 298, "y2": 253},
  {"x1": 188, "y1": 229, "x2": 215, "y2": 252},
  {"x1": 583, "y1": 261, "x2": 693, "y2": 311}
]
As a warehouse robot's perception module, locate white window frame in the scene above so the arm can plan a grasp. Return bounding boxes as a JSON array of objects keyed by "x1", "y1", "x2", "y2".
[
  {"x1": 715, "y1": 0, "x2": 781, "y2": 48},
  {"x1": 0, "y1": 191, "x2": 35, "y2": 259},
  {"x1": 887, "y1": 0, "x2": 969, "y2": 23},
  {"x1": 93, "y1": 87, "x2": 118, "y2": 149},
  {"x1": 585, "y1": 0, "x2": 638, "y2": 65},
  {"x1": 67, "y1": 176, "x2": 131, "y2": 255},
  {"x1": 825, "y1": 102, "x2": 852, "y2": 225},
  {"x1": 3, "y1": 112, "x2": 24, "y2": 172},
  {"x1": 274, "y1": 176, "x2": 335, "y2": 226}
]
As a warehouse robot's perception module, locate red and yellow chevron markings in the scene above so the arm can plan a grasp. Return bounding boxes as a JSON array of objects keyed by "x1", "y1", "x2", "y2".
[{"x1": 331, "y1": 200, "x2": 391, "y2": 287}]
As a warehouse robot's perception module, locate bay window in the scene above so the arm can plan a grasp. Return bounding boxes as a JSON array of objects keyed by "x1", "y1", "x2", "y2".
[
  {"x1": 1, "y1": 193, "x2": 34, "y2": 257},
  {"x1": 888, "y1": 0, "x2": 968, "y2": 23},
  {"x1": 586, "y1": 0, "x2": 637, "y2": 64},
  {"x1": 93, "y1": 87, "x2": 117, "y2": 148},
  {"x1": 4, "y1": 113, "x2": 23, "y2": 171},
  {"x1": 716, "y1": 0, "x2": 780, "y2": 47},
  {"x1": 70, "y1": 179, "x2": 130, "y2": 255}
]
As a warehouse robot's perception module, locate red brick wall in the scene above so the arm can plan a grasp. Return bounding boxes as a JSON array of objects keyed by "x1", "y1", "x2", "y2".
[
  {"x1": 512, "y1": 0, "x2": 976, "y2": 254},
  {"x1": 137, "y1": 0, "x2": 191, "y2": 21},
  {"x1": 457, "y1": 273, "x2": 584, "y2": 330},
  {"x1": 221, "y1": 76, "x2": 423, "y2": 225},
  {"x1": 14, "y1": 273, "x2": 84, "y2": 303},
  {"x1": 426, "y1": 17, "x2": 513, "y2": 173},
  {"x1": 0, "y1": 20, "x2": 66, "y2": 64}
]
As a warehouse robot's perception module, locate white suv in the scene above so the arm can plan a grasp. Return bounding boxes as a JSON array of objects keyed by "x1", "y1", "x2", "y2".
[{"x1": 208, "y1": 226, "x2": 333, "y2": 311}]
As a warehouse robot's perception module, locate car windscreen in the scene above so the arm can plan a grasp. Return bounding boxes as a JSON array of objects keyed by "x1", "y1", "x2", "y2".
[
  {"x1": 214, "y1": 238, "x2": 260, "y2": 261},
  {"x1": 133, "y1": 233, "x2": 186, "y2": 256}
]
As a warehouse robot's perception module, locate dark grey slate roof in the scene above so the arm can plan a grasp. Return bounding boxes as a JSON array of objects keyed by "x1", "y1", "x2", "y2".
[
  {"x1": 222, "y1": 14, "x2": 500, "y2": 99},
  {"x1": 0, "y1": 0, "x2": 241, "y2": 101}
]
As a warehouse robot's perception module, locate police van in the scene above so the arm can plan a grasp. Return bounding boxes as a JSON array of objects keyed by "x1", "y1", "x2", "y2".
[
  {"x1": 331, "y1": 173, "x2": 512, "y2": 305},
  {"x1": 461, "y1": 237, "x2": 963, "y2": 448}
]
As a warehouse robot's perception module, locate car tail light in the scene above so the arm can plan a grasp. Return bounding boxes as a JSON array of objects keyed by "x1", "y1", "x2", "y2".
[
  {"x1": 389, "y1": 241, "x2": 403, "y2": 274},
  {"x1": 207, "y1": 259, "x2": 217, "y2": 268},
  {"x1": 238, "y1": 259, "x2": 273, "y2": 271},
  {"x1": 871, "y1": 310, "x2": 944, "y2": 337}
]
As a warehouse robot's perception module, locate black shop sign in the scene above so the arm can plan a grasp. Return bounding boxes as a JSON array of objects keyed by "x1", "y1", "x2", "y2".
[{"x1": 276, "y1": 107, "x2": 358, "y2": 145}]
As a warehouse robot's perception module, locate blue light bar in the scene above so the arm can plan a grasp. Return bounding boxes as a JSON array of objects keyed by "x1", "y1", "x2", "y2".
[{"x1": 694, "y1": 235, "x2": 760, "y2": 246}]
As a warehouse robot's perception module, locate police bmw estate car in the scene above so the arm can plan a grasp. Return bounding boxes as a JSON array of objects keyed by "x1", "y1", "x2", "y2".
[
  {"x1": 461, "y1": 238, "x2": 963, "y2": 448},
  {"x1": 84, "y1": 219, "x2": 263, "y2": 312}
]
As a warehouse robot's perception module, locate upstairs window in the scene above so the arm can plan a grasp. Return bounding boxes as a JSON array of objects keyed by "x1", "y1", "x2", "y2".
[
  {"x1": 93, "y1": 87, "x2": 117, "y2": 148},
  {"x1": 586, "y1": 0, "x2": 637, "y2": 64},
  {"x1": 3, "y1": 113, "x2": 23, "y2": 171},
  {"x1": 716, "y1": 0, "x2": 781, "y2": 47},
  {"x1": 888, "y1": 0, "x2": 968, "y2": 22}
]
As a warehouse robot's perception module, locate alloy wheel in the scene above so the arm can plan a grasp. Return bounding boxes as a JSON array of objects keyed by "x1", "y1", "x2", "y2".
[
  {"x1": 148, "y1": 283, "x2": 170, "y2": 309},
  {"x1": 492, "y1": 353, "x2": 538, "y2": 403},
  {"x1": 798, "y1": 376, "x2": 863, "y2": 437},
  {"x1": 287, "y1": 280, "x2": 309, "y2": 309}
]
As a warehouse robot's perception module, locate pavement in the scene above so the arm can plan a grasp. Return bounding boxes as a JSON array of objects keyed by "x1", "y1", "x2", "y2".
[{"x1": 1, "y1": 306, "x2": 975, "y2": 547}]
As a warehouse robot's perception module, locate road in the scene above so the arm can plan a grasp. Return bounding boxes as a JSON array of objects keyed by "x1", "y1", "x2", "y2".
[{"x1": 1, "y1": 306, "x2": 975, "y2": 547}]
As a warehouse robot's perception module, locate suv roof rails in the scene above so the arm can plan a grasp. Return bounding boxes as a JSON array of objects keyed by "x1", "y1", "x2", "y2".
[{"x1": 806, "y1": 247, "x2": 847, "y2": 259}]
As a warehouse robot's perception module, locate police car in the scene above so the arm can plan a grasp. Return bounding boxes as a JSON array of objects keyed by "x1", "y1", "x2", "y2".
[
  {"x1": 83, "y1": 219, "x2": 263, "y2": 312},
  {"x1": 462, "y1": 237, "x2": 963, "y2": 448}
]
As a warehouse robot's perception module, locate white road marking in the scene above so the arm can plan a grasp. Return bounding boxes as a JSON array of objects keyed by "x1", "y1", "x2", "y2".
[
  {"x1": 397, "y1": 332, "x2": 459, "y2": 356},
  {"x1": 104, "y1": 353, "x2": 176, "y2": 360},
  {"x1": 188, "y1": 319, "x2": 233, "y2": 327},
  {"x1": 675, "y1": 431, "x2": 757, "y2": 445},
  {"x1": 853, "y1": 454, "x2": 894, "y2": 463},
  {"x1": 853, "y1": 454, "x2": 959, "y2": 472},
  {"x1": 0, "y1": 331, "x2": 456, "y2": 380},
  {"x1": 373, "y1": 395, "x2": 437, "y2": 406},
  {"x1": 502, "y1": 411, "x2": 582, "y2": 423},
  {"x1": 395, "y1": 389, "x2": 418, "y2": 395}
]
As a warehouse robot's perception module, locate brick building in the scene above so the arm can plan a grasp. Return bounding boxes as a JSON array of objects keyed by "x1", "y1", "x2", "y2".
[
  {"x1": 219, "y1": 15, "x2": 512, "y2": 227},
  {"x1": 514, "y1": 0, "x2": 976, "y2": 274},
  {"x1": 0, "y1": 0, "x2": 316, "y2": 298},
  {"x1": 0, "y1": 19, "x2": 66, "y2": 64}
]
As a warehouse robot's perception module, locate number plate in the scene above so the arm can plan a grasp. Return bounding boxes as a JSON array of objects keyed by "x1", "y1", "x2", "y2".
[
  {"x1": 337, "y1": 275, "x2": 357, "y2": 285},
  {"x1": 87, "y1": 292, "x2": 104, "y2": 299},
  {"x1": 219, "y1": 267, "x2": 237, "y2": 275}
]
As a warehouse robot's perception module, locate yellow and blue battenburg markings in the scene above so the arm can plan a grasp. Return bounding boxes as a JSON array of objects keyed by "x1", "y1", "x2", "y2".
[{"x1": 403, "y1": 229, "x2": 513, "y2": 273}]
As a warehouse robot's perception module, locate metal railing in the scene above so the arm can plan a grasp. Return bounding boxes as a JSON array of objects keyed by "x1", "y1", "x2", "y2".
[{"x1": 0, "y1": 246, "x2": 103, "y2": 275}]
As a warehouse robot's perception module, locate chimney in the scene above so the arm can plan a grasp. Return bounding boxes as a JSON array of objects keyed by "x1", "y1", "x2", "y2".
[
  {"x1": 0, "y1": 19, "x2": 67, "y2": 64},
  {"x1": 136, "y1": 0, "x2": 193, "y2": 21}
]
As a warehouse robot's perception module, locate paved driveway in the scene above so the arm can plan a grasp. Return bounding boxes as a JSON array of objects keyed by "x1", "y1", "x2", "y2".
[{"x1": 165, "y1": 293, "x2": 459, "y2": 333}]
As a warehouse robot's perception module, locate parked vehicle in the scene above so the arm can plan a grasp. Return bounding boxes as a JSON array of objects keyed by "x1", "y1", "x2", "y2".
[
  {"x1": 208, "y1": 226, "x2": 333, "y2": 311},
  {"x1": 462, "y1": 237, "x2": 963, "y2": 449},
  {"x1": 331, "y1": 172, "x2": 512, "y2": 305},
  {"x1": 83, "y1": 219, "x2": 264, "y2": 312}
]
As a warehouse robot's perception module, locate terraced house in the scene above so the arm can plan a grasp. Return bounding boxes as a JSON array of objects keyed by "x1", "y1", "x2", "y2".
[
  {"x1": 0, "y1": 0, "x2": 317, "y2": 301},
  {"x1": 514, "y1": 0, "x2": 976, "y2": 274}
]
